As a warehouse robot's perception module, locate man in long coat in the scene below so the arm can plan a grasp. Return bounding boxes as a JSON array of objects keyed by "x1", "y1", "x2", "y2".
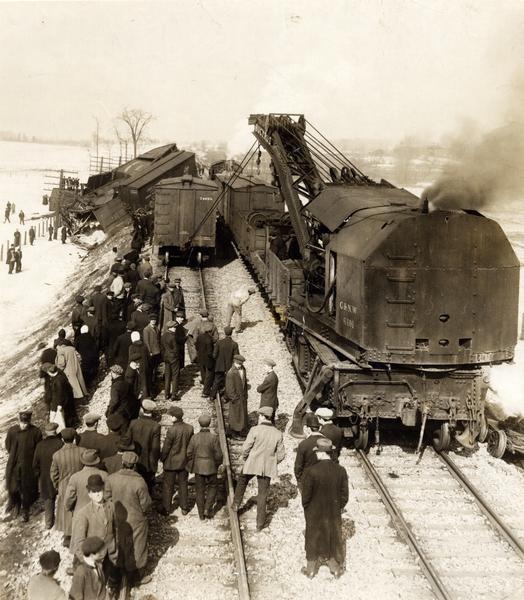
[
  {"x1": 294, "y1": 413, "x2": 323, "y2": 487},
  {"x1": 106, "y1": 452, "x2": 152, "y2": 588},
  {"x1": 257, "y1": 358, "x2": 279, "y2": 421},
  {"x1": 50, "y1": 427, "x2": 83, "y2": 546},
  {"x1": 56, "y1": 344, "x2": 87, "y2": 401},
  {"x1": 71, "y1": 295, "x2": 85, "y2": 341},
  {"x1": 128, "y1": 332, "x2": 151, "y2": 398},
  {"x1": 225, "y1": 354, "x2": 249, "y2": 439},
  {"x1": 106, "y1": 365, "x2": 132, "y2": 425},
  {"x1": 231, "y1": 407, "x2": 284, "y2": 530},
  {"x1": 75, "y1": 325, "x2": 99, "y2": 386},
  {"x1": 186, "y1": 413, "x2": 222, "y2": 520},
  {"x1": 128, "y1": 400, "x2": 161, "y2": 491},
  {"x1": 65, "y1": 449, "x2": 108, "y2": 526},
  {"x1": 113, "y1": 322, "x2": 135, "y2": 369},
  {"x1": 316, "y1": 407, "x2": 344, "y2": 460},
  {"x1": 44, "y1": 363, "x2": 76, "y2": 429},
  {"x1": 211, "y1": 326, "x2": 239, "y2": 397},
  {"x1": 161, "y1": 318, "x2": 185, "y2": 400},
  {"x1": 195, "y1": 329, "x2": 215, "y2": 397},
  {"x1": 5, "y1": 409, "x2": 42, "y2": 521},
  {"x1": 301, "y1": 437, "x2": 349, "y2": 579},
  {"x1": 143, "y1": 315, "x2": 161, "y2": 395},
  {"x1": 160, "y1": 406, "x2": 193, "y2": 515},
  {"x1": 33, "y1": 421, "x2": 63, "y2": 528},
  {"x1": 136, "y1": 275, "x2": 160, "y2": 311}
]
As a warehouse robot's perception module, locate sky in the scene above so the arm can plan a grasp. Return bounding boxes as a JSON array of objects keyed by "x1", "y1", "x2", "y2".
[{"x1": 1, "y1": 0, "x2": 524, "y2": 150}]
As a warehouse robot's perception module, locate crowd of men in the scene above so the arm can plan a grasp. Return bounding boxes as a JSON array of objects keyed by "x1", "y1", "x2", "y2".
[{"x1": 4, "y1": 247, "x2": 350, "y2": 599}]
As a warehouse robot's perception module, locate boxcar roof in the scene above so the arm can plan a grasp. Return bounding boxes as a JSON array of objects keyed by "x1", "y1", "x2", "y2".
[
  {"x1": 155, "y1": 174, "x2": 218, "y2": 190},
  {"x1": 125, "y1": 150, "x2": 195, "y2": 190}
]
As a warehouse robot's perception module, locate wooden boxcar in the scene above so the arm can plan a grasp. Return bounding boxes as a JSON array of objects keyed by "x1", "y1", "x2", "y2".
[{"x1": 153, "y1": 174, "x2": 218, "y2": 257}]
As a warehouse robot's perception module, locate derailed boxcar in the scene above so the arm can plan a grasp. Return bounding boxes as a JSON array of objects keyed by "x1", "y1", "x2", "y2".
[{"x1": 153, "y1": 174, "x2": 218, "y2": 259}]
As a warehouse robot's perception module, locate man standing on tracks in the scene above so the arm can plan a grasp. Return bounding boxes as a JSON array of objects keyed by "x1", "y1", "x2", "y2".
[
  {"x1": 257, "y1": 358, "x2": 279, "y2": 422},
  {"x1": 294, "y1": 413, "x2": 322, "y2": 488},
  {"x1": 186, "y1": 413, "x2": 223, "y2": 520},
  {"x1": 225, "y1": 286, "x2": 256, "y2": 332},
  {"x1": 160, "y1": 280, "x2": 184, "y2": 331},
  {"x1": 128, "y1": 399, "x2": 161, "y2": 491},
  {"x1": 225, "y1": 354, "x2": 249, "y2": 439},
  {"x1": 315, "y1": 407, "x2": 343, "y2": 460},
  {"x1": 231, "y1": 406, "x2": 285, "y2": 531},
  {"x1": 160, "y1": 406, "x2": 193, "y2": 516},
  {"x1": 195, "y1": 326, "x2": 215, "y2": 398},
  {"x1": 211, "y1": 326, "x2": 239, "y2": 398},
  {"x1": 301, "y1": 437, "x2": 348, "y2": 579},
  {"x1": 161, "y1": 316, "x2": 186, "y2": 400}
]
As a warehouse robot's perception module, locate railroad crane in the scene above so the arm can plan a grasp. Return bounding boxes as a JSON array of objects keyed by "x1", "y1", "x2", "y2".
[{"x1": 248, "y1": 113, "x2": 519, "y2": 452}]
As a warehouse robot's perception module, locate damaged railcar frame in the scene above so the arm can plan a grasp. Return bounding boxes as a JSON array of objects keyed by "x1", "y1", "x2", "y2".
[{"x1": 246, "y1": 114, "x2": 520, "y2": 451}]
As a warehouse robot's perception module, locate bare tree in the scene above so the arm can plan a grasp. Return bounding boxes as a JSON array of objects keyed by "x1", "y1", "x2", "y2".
[{"x1": 117, "y1": 108, "x2": 153, "y2": 158}]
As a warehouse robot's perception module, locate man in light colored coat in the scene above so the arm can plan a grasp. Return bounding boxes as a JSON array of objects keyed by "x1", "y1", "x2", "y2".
[{"x1": 231, "y1": 406, "x2": 285, "y2": 531}]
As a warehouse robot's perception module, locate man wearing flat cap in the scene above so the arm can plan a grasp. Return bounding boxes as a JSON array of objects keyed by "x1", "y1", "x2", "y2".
[
  {"x1": 130, "y1": 301, "x2": 151, "y2": 333},
  {"x1": 33, "y1": 422, "x2": 63, "y2": 529},
  {"x1": 301, "y1": 437, "x2": 348, "y2": 579},
  {"x1": 113, "y1": 322, "x2": 136, "y2": 370},
  {"x1": 27, "y1": 550, "x2": 66, "y2": 600},
  {"x1": 51, "y1": 428, "x2": 84, "y2": 547},
  {"x1": 211, "y1": 326, "x2": 239, "y2": 398},
  {"x1": 79, "y1": 413, "x2": 107, "y2": 456},
  {"x1": 225, "y1": 354, "x2": 249, "y2": 439},
  {"x1": 106, "y1": 364, "x2": 133, "y2": 430},
  {"x1": 70, "y1": 536, "x2": 109, "y2": 600},
  {"x1": 231, "y1": 406, "x2": 285, "y2": 531},
  {"x1": 160, "y1": 278, "x2": 185, "y2": 332},
  {"x1": 103, "y1": 436, "x2": 136, "y2": 475},
  {"x1": 136, "y1": 272, "x2": 160, "y2": 313},
  {"x1": 315, "y1": 407, "x2": 343, "y2": 460},
  {"x1": 106, "y1": 451, "x2": 152, "y2": 588},
  {"x1": 257, "y1": 358, "x2": 279, "y2": 423},
  {"x1": 45, "y1": 363, "x2": 76, "y2": 430},
  {"x1": 161, "y1": 318, "x2": 186, "y2": 400},
  {"x1": 160, "y1": 406, "x2": 194, "y2": 515},
  {"x1": 4, "y1": 409, "x2": 42, "y2": 522},
  {"x1": 128, "y1": 400, "x2": 161, "y2": 491},
  {"x1": 294, "y1": 413, "x2": 323, "y2": 487},
  {"x1": 128, "y1": 330, "x2": 152, "y2": 398},
  {"x1": 186, "y1": 413, "x2": 223, "y2": 520},
  {"x1": 143, "y1": 314, "x2": 161, "y2": 394}
]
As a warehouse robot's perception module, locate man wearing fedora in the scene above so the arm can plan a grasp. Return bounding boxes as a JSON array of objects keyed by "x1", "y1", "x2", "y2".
[
  {"x1": 301, "y1": 437, "x2": 348, "y2": 579},
  {"x1": 231, "y1": 406, "x2": 285, "y2": 531},
  {"x1": 33, "y1": 421, "x2": 63, "y2": 529},
  {"x1": 225, "y1": 354, "x2": 249, "y2": 439},
  {"x1": 160, "y1": 406, "x2": 194, "y2": 515}
]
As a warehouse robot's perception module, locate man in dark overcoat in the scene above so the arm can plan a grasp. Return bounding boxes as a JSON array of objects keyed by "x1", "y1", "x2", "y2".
[
  {"x1": 257, "y1": 358, "x2": 279, "y2": 421},
  {"x1": 294, "y1": 413, "x2": 323, "y2": 487},
  {"x1": 106, "y1": 452, "x2": 152, "y2": 589},
  {"x1": 106, "y1": 365, "x2": 133, "y2": 429},
  {"x1": 316, "y1": 407, "x2": 343, "y2": 460},
  {"x1": 195, "y1": 328, "x2": 215, "y2": 398},
  {"x1": 75, "y1": 325, "x2": 99, "y2": 386},
  {"x1": 160, "y1": 406, "x2": 194, "y2": 515},
  {"x1": 124, "y1": 262, "x2": 141, "y2": 292},
  {"x1": 5, "y1": 409, "x2": 42, "y2": 521},
  {"x1": 71, "y1": 295, "x2": 85, "y2": 341},
  {"x1": 161, "y1": 317, "x2": 185, "y2": 400},
  {"x1": 130, "y1": 303, "x2": 151, "y2": 333},
  {"x1": 103, "y1": 436, "x2": 137, "y2": 475},
  {"x1": 44, "y1": 363, "x2": 76, "y2": 428},
  {"x1": 124, "y1": 361, "x2": 141, "y2": 418},
  {"x1": 39, "y1": 346, "x2": 57, "y2": 410},
  {"x1": 50, "y1": 427, "x2": 83, "y2": 546},
  {"x1": 33, "y1": 421, "x2": 63, "y2": 528},
  {"x1": 186, "y1": 413, "x2": 223, "y2": 519},
  {"x1": 136, "y1": 274, "x2": 160, "y2": 311},
  {"x1": 301, "y1": 437, "x2": 349, "y2": 579},
  {"x1": 128, "y1": 400, "x2": 161, "y2": 491},
  {"x1": 143, "y1": 315, "x2": 161, "y2": 395},
  {"x1": 225, "y1": 354, "x2": 249, "y2": 439},
  {"x1": 79, "y1": 413, "x2": 107, "y2": 454},
  {"x1": 211, "y1": 326, "x2": 238, "y2": 397},
  {"x1": 113, "y1": 322, "x2": 136, "y2": 369},
  {"x1": 128, "y1": 331, "x2": 151, "y2": 398}
]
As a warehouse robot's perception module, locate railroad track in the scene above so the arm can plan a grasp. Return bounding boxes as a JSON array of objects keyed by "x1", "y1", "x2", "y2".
[{"x1": 348, "y1": 446, "x2": 524, "y2": 600}]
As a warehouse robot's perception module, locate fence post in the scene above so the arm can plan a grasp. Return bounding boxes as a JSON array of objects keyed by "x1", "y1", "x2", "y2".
[
  {"x1": 23, "y1": 231, "x2": 27, "y2": 245},
  {"x1": 0, "y1": 244, "x2": 3, "y2": 262}
]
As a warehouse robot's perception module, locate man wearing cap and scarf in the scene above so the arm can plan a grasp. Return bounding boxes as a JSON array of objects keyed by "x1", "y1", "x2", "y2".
[
  {"x1": 106, "y1": 451, "x2": 152, "y2": 588},
  {"x1": 33, "y1": 422, "x2": 63, "y2": 529},
  {"x1": 211, "y1": 326, "x2": 239, "y2": 397},
  {"x1": 27, "y1": 550, "x2": 66, "y2": 600},
  {"x1": 161, "y1": 317, "x2": 185, "y2": 400},
  {"x1": 129, "y1": 330, "x2": 152, "y2": 398},
  {"x1": 71, "y1": 296, "x2": 85, "y2": 341},
  {"x1": 225, "y1": 354, "x2": 249, "y2": 439},
  {"x1": 143, "y1": 314, "x2": 161, "y2": 393},
  {"x1": 65, "y1": 449, "x2": 108, "y2": 527},
  {"x1": 106, "y1": 365, "x2": 135, "y2": 429},
  {"x1": 136, "y1": 273, "x2": 160, "y2": 312},
  {"x1": 75, "y1": 324, "x2": 100, "y2": 386},
  {"x1": 103, "y1": 436, "x2": 136, "y2": 475},
  {"x1": 51, "y1": 428, "x2": 84, "y2": 547},
  {"x1": 113, "y1": 322, "x2": 136, "y2": 369},
  {"x1": 301, "y1": 437, "x2": 349, "y2": 579},
  {"x1": 257, "y1": 359, "x2": 279, "y2": 421},
  {"x1": 225, "y1": 285, "x2": 256, "y2": 332},
  {"x1": 186, "y1": 413, "x2": 223, "y2": 520},
  {"x1": 69, "y1": 536, "x2": 109, "y2": 600},
  {"x1": 294, "y1": 413, "x2": 323, "y2": 487},
  {"x1": 316, "y1": 407, "x2": 343, "y2": 460},
  {"x1": 71, "y1": 475, "x2": 118, "y2": 582},
  {"x1": 128, "y1": 400, "x2": 161, "y2": 491},
  {"x1": 4, "y1": 409, "x2": 42, "y2": 522},
  {"x1": 43, "y1": 363, "x2": 76, "y2": 429},
  {"x1": 79, "y1": 414, "x2": 107, "y2": 454},
  {"x1": 130, "y1": 301, "x2": 151, "y2": 333},
  {"x1": 160, "y1": 406, "x2": 194, "y2": 515},
  {"x1": 231, "y1": 406, "x2": 285, "y2": 530}
]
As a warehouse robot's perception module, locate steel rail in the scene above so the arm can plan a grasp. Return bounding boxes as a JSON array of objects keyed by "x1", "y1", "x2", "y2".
[
  {"x1": 198, "y1": 266, "x2": 251, "y2": 600},
  {"x1": 438, "y1": 451, "x2": 524, "y2": 561},
  {"x1": 356, "y1": 450, "x2": 453, "y2": 600}
]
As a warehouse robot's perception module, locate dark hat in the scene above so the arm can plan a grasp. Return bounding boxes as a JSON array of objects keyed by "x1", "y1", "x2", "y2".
[
  {"x1": 262, "y1": 358, "x2": 276, "y2": 367},
  {"x1": 168, "y1": 406, "x2": 184, "y2": 419},
  {"x1": 175, "y1": 310, "x2": 184, "y2": 318},
  {"x1": 148, "y1": 314, "x2": 158, "y2": 321},
  {"x1": 141, "y1": 302, "x2": 151, "y2": 311},
  {"x1": 86, "y1": 474, "x2": 105, "y2": 492},
  {"x1": 84, "y1": 412, "x2": 100, "y2": 426},
  {"x1": 94, "y1": 284, "x2": 102, "y2": 292},
  {"x1": 19, "y1": 409, "x2": 32, "y2": 422},
  {"x1": 81, "y1": 537, "x2": 105, "y2": 556},
  {"x1": 199, "y1": 309, "x2": 208, "y2": 317},
  {"x1": 257, "y1": 406, "x2": 273, "y2": 418},
  {"x1": 198, "y1": 413, "x2": 211, "y2": 427},
  {"x1": 315, "y1": 437, "x2": 334, "y2": 452},
  {"x1": 81, "y1": 449, "x2": 100, "y2": 466},
  {"x1": 44, "y1": 421, "x2": 59, "y2": 433},
  {"x1": 127, "y1": 321, "x2": 136, "y2": 329},
  {"x1": 174, "y1": 278, "x2": 181, "y2": 283},
  {"x1": 106, "y1": 413, "x2": 125, "y2": 432},
  {"x1": 110, "y1": 364, "x2": 124, "y2": 376},
  {"x1": 233, "y1": 354, "x2": 245, "y2": 363},
  {"x1": 115, "y1": 256, "x2": 123, "y2": 262},
  {"x1": 224, "y1": 326, "x2": 233, "y2": 336},
  {"x1": 305, "y1": 413, "x2": 320, "y2": 429},
  {"x1": 75, "y1": 295, "x2": 85, "y2": 303},
  {"x1": 61, "y1": 427, "x2": 76, "y2": 442},
  {"x1": 106, "y1": 291, "x2": 115, "y2": 297},
  {"x1": 121, "y1": 451, "x2": 139, "y2": 466},
  {"x1": 118, "y1": 436, "x2": 135, "y2": 452},
  {"x1": 248, "y1": 286, "x2": 256, "y2": 294},
  {"x1": 39, "y1": 549, "x2": 60, "y2": 571},
  {"x1": 166, "y1": 320, "x2": 176, "y2": 329}
]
